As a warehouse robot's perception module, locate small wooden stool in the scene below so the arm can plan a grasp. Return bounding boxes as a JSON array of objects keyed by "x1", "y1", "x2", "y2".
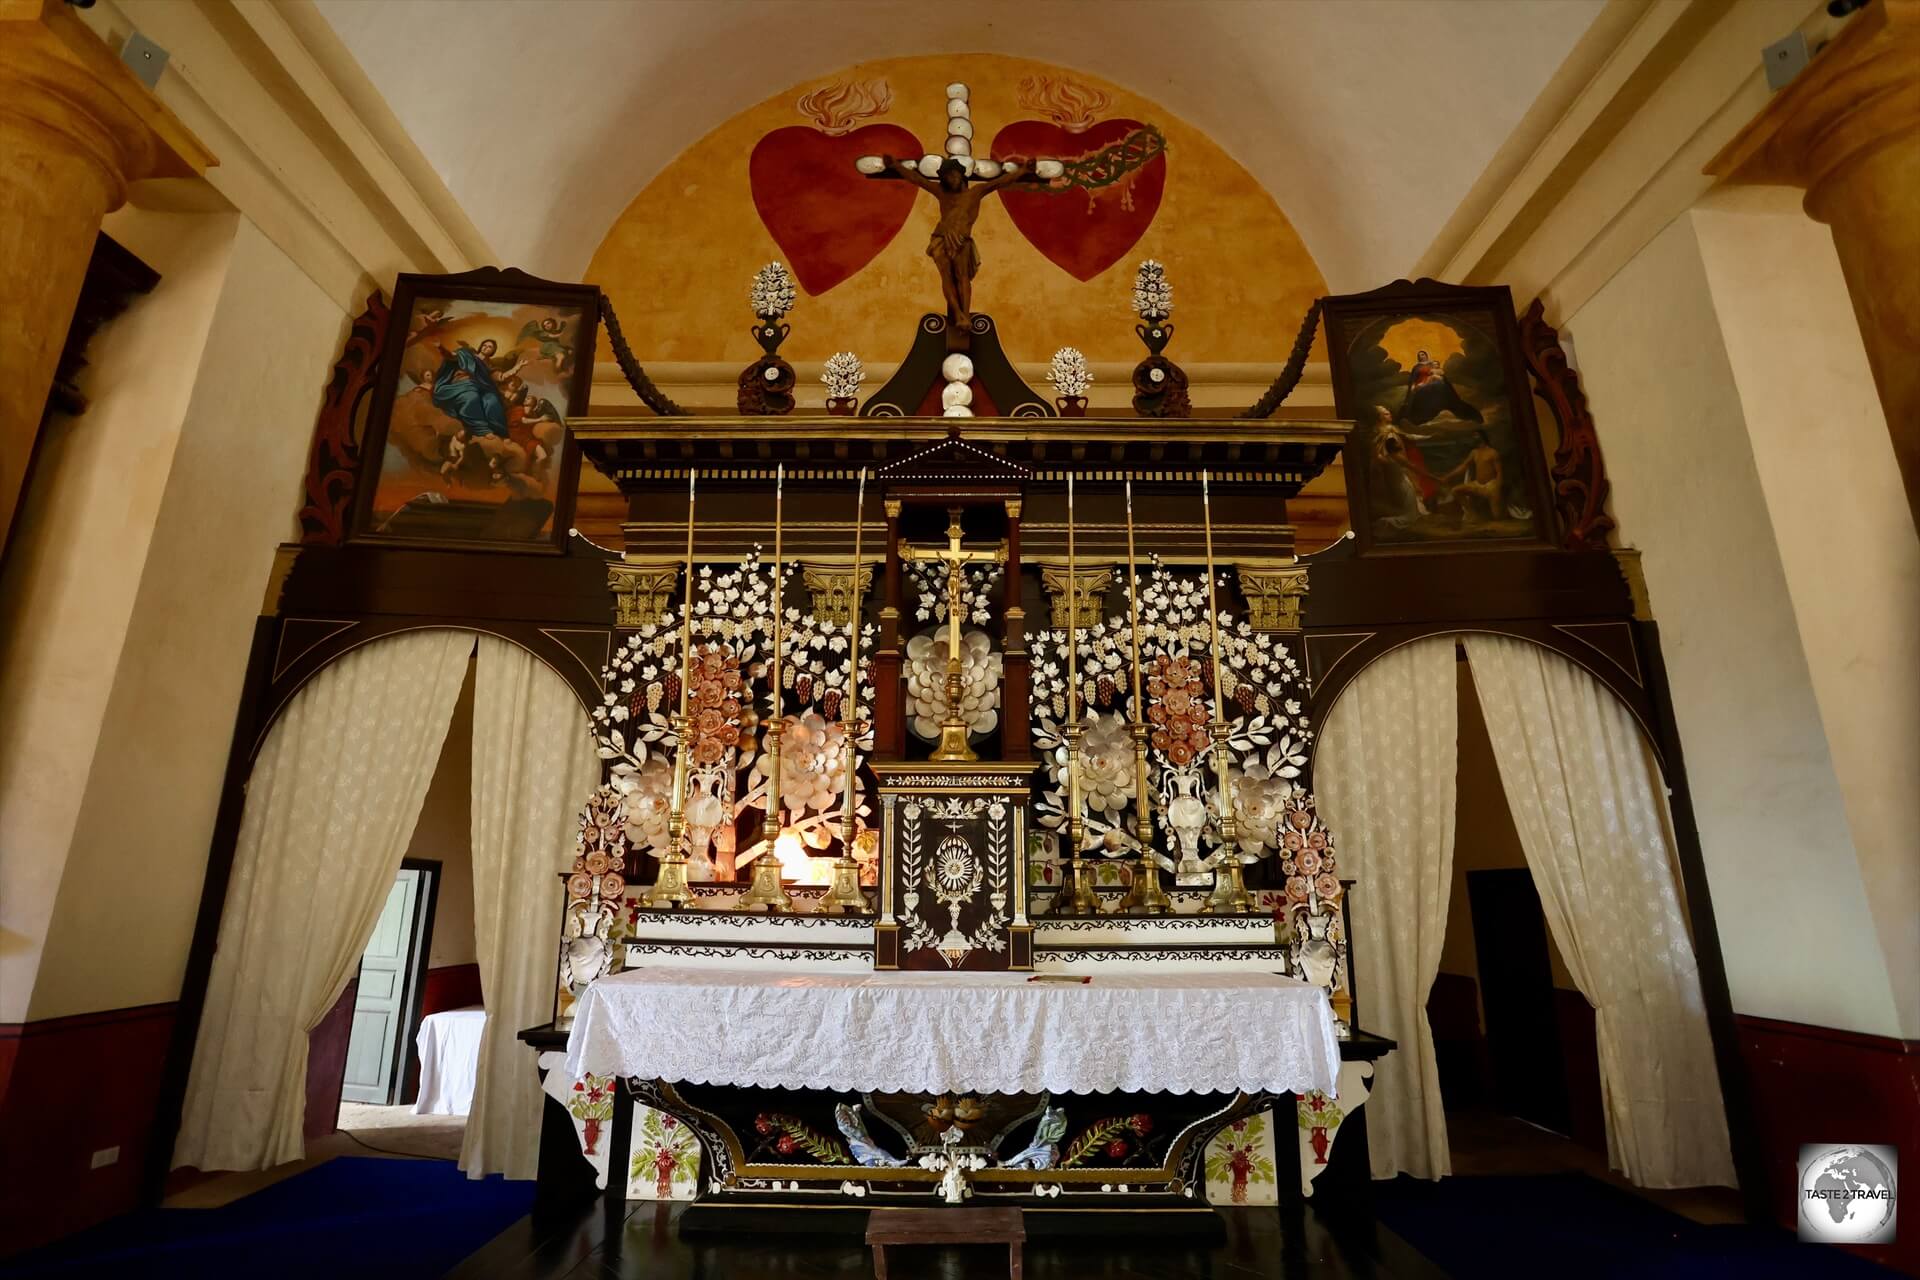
[{"x1": 865, "y1": 1206, "x2": 1025, "y2": 1279}]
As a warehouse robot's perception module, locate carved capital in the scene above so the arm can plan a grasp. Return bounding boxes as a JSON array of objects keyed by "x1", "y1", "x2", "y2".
[
  {"x1": 800, "y1": 560, "x2": 877, "y2": 626},
  {"x1": 1037, "y1": 563, "x2": 1111, "y2": 629},
  {"x1": 607, "y1": 561, "x2": 679, "y2": 629},
  {"x1": 1236, "y1": 565, "x2": 1310, "y2": 632}
]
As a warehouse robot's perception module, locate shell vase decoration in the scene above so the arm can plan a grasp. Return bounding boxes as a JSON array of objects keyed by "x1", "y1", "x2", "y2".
[
  {"x1": 1048, "y1": 346, "x2": 1091, "y2": 417},
  {"x1": 739, "y1": 261, "x2": 798, "y2": 415},
  {"x1": 1130, "y1": 259, "x2": 1190, "y2": 418},
  {"x1": 822, "y1": 350, "x2": 864, "y2": 415}
]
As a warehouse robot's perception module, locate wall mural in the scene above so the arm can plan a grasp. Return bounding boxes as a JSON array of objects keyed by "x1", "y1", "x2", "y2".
[{"x1": 589, "y1": 54, "x2": 1325, "y2": 366}]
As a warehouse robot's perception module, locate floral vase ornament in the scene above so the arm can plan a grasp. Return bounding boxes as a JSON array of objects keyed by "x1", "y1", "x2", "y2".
[
  {"x1": 1130, "y1": 259, "x2": 1190, "y2": 417},
  {"x1": 569, "y1": 1075, "x2": 617, "y2": 1156},
  {"x1": 822, "y1": 350, "x2": 864, "y2": 414},
  {"x1": 1048, "y1": 346, "x2": 1091, "y2": 415},
  {"x1": 1297, "y1": 1091, "x2": 1345, "y2": 1167},
  {"x1": 1205, "y1": 1114, "x2": 1277, "y2": 1205},
  {"x1": 739, "y1": 261, "x2": 798, "y2": 415}
]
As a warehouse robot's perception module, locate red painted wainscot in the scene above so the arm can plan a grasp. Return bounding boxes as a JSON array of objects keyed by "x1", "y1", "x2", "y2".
[
  {"x1": 1738, "y1": 1013, "x2": 1920, "y2": 1277},
  {"x1": 0, "y1": 1002, "x2": 177, "y2": 1256}
]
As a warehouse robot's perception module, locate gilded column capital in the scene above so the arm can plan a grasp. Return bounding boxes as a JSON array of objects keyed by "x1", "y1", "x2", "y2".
[
  {"x1": 1236, "y1": 564, "x2": 1309, "y2": 632},
  {"x1": 800, "y1": 560, "x2": 877, "y2": 626},
  {"x1": 1036, "y1": 562, "x2": 1111, "y2": 629},
  {"x1": 607, "y1": 560, "x2": 679, "y2": 629}
]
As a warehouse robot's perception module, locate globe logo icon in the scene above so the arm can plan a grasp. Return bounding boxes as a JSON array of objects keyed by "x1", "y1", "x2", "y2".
[{"x1": 1798, "y1": 1144, "x2": 1897, "y2": 1244}]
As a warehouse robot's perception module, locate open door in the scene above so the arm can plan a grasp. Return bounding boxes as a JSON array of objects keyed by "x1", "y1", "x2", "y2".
[{"x1": 342, "y1": 864, "x2": 437, "y2": 1105}]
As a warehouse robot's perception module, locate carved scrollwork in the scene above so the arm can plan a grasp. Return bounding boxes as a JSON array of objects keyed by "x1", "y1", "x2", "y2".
[
  {"x1": 298, "y1": 292, "x2": 390, "y2": 543},
  {"x1": 1520, "y1": 298, "x2": 1615, "y2": 552}
]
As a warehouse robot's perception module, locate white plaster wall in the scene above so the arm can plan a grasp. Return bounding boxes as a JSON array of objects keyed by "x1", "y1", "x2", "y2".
[
  {"x1": 1566, "y1": 213, "x2": 1902, "y2": 1036},
  {"x1": 22, "y1": 217, "x2": 349, "y2": 1020},
  {"x1": 0, "y1": 212, "x2": 239, "y2": 1023},
  {"x1": 1691, "y1": 189, "x2": 1920, "y2": 1037}
]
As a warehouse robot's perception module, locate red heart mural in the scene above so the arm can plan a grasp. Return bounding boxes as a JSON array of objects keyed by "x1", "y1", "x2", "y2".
[
  {"x1": 750, "y1": 81, "x2": 922, "y2": 296},
  {"x1": 991, "y1": 115, "x2": 1166, "y2": 283}
]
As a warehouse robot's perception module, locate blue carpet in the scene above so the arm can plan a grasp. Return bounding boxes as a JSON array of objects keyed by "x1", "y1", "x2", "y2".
[
  {"x1": 2, "y1": 1157, "x2": 533, "y2": 1279},
  {"x1": 1374, "y1": 1172, "x2": 1896, "y2": 1279}
]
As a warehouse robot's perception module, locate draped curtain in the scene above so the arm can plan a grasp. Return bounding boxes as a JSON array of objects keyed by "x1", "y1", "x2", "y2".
[
  {"x1": 1463, "y1": 635, "x2": 1735, "y2": 1188},
  {"x1": 174, "y1": 629, "x2": 473, "y2": 1171},
  {"x1": 460, "y1": 637, "x2": 600, "y2": 1180},
  {"x1": 1314, "y1": 637, "x2": 1459, "y2": 1180}
]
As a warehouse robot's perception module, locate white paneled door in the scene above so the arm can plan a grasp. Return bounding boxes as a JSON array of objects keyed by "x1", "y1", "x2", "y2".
[{"x1": 342, "y1": 869, "x2": 423, "y2": 1105}]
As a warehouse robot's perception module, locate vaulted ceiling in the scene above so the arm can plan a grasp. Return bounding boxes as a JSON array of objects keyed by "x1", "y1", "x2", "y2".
[{"x1": 314, "y1": 0, "x2": 1604, "y2": 292}]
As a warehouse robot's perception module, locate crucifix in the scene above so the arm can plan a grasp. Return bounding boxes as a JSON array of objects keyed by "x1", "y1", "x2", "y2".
[
  {"x1": 859, "y1": 82, "x2": 1063, "y2": 347},
  {"x1": 899, "y1": 507, "x2": 1007, "y2": 761}
]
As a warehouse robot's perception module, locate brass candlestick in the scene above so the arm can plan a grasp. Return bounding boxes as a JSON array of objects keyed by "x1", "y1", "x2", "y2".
[
  {"x1": 1120, "y1": 480, "x2": 1170, "y2": 915},
  {"x1": 1057, "y1": 474, "x2": 1098, "y2": 916},
  {"x1": 1199, "y1": 471, "x2": 1251, "y2": 915},
  {"x1": 821, "y1": 468, "x2": 871, "y2": 914},
  {"x1": 648, "y1": 470, "x2": 700, "y2": 909},
  {"x1": 743, "y1": 465, "x2": 794, "y2": 914}
]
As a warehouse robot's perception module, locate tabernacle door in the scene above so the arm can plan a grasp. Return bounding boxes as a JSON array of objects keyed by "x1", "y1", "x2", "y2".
[{"x1": 871, "y1": 763, "x2": 1034, "y2": 971}]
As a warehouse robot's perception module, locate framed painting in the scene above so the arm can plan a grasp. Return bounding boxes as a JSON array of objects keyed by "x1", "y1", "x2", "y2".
[
  {"x1": 1324, "y1": 280, "x2": 1553, "y2": 553},
  {"x1": 351, "y1": 267, "x2": 597, "y2": 551}
]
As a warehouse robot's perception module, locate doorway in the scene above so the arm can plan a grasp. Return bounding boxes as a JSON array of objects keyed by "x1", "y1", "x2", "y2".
[{"x1": 341, "y1": 860, "x2": 440, "y2": 1106}]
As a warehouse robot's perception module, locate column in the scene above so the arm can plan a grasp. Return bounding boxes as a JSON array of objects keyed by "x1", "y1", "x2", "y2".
[
  {"x1": 1708, "y1": 0, "x2": 1920, "y2": 528},
  {"x1": 0, "y1": 2, "x2": 213, "y2": 552}
]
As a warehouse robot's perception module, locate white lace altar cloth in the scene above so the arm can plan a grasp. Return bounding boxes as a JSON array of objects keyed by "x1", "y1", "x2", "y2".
[{"x1": 564, "y1": 968, "x2": 1340, "y2": 1096}]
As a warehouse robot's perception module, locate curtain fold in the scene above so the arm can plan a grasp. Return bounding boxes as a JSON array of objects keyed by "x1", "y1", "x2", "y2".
[
  {"x1": 1463, "y1": 634, "x2": 1734, "y2": 1188},
  {"x1": 174, "y1": 629, "x2": 473, "y2": 1171},
  {"x1": 1314, "y1": 638, "x2": 1459, "y2": 1179},
  {"x1": 461, "y1": 637, "x2": 600, "y2": 1180}
]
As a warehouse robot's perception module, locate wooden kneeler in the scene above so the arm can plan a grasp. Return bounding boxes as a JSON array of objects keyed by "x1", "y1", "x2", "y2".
[{"x1": 866, "y1": 1207, "x2": 1025, "y2": 1279}]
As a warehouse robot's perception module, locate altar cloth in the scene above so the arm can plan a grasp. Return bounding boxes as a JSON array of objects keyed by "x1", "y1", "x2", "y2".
[{"x1": 564, "y1": 968, "x2": 1340, "y2": 1096}]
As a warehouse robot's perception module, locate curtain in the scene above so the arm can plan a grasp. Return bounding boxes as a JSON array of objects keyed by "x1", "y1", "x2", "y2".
[
  {"x1": 1314, "y1": 638, "x2": 1459, "y2": 1179},
  {"x1": 174, "y1": 629, "x2": 473, "y2": 1171},
  {"x1": 1463, "y1": 635, "x2": 1735, "y2": 1188},
  {"x1": 461, "y1": 636, "x2": 600, "y2": 1180}
]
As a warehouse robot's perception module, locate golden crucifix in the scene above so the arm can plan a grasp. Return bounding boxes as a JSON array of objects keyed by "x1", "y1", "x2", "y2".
[{"x1": 900, "y1": 507, "x2": 1007, "y2": 761}]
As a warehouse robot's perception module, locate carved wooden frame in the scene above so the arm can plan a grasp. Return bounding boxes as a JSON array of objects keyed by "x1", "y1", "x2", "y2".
[{"x1": 1519, "y1": 298, "x2": 1615, "y2": 552}]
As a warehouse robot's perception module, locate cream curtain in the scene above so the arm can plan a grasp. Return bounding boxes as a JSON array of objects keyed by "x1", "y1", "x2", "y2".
[
  {"x1": 461, "y1": 637, "x2": 600, "y2": 1180},
  {"x1": 1314, "y1": 638, "x2": 1459, "y2": 1179},
  {"x1": 174, "y1": 629, "x2": 474, "y2": 1171},
  {"x1": 1463, "y1": 634, "x2": 1735, "y2": 1188}
]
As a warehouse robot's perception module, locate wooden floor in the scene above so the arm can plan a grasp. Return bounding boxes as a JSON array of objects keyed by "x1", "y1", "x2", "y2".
[{"x1": 449, "y1": 1199, "x2": 1449, "y2": 1280}]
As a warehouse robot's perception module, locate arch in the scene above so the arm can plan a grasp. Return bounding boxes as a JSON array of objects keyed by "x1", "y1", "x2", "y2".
[
  {"x1": 255, "y1": 619, "x2": 608, "y2": 762},
  {"x1": 1305, "y1": 622, "x2": 1661, "y2": 777}
]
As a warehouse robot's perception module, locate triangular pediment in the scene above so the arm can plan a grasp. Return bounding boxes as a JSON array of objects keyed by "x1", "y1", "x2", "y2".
[{"x1": 876, "y1": 431, "x2": 1031, "y2": 484}]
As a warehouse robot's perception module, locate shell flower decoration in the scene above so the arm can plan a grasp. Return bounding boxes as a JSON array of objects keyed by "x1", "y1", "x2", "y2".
[
  {"x1": 1048, "y1": 347, "x2": 1092, "y2": 398},
  {"x1": 907, "y1": 558, "x2": 1002, "y2": 628},
  {"x1": 822, "y1": 351, "x2": 864, "y2": 400},
  {"x1": 1132, "y1": 259, "x2": 1172, "y2": 321},
  {"x1": 750, "y1": 261, "x2": 797, "y2": 320}
]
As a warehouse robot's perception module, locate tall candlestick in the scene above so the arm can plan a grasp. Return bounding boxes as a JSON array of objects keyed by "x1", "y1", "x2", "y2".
[
  {"x1": 1122, "y1": 479, "x2": 1169, "y2": 914},
  {"x1": 743, "y1": 464, "x2": 794, "y2": 913},
  {"x1": 1058, "y1": 473, "x2": 1096, "y2": 915},
  {"x1": 648, "y1": 469, "x2": 699, "y2": 908},
  {"x1": 822, "y1": 468, "x2": 870, "y2": 914},
  {"x1": 1201, "y1": 470, "x2": 1249, "y2": 913}
]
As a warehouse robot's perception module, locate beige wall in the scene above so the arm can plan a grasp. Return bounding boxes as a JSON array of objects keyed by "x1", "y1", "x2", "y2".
[
  {"x1": 4, "y1": 209, "x2": 349, "y2": 1021},
  {"x1": 1565, "y1": 212, "x2": 1903, "y2": 1037},
  {"x1": 1688, "y1": 189, "x2": 1920, "y2": 1039},
  {"x1": 420, "y1": 662, "x2": 477, "y2": 971},
  {"x1": 0, "y1": 210, "x2": 238, "y2": 1022}
]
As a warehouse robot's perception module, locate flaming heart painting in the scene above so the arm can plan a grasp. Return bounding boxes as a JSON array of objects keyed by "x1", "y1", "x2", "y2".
[
  {"x1": 590, "y1": 54, "x2": 1325, "y2": 367},
  {"x1": 750, "y1": 73, "x2": 1169, "y2": 292},
  {"x1": 354, "y1": 270, "x2": 596, "y2": 551}
]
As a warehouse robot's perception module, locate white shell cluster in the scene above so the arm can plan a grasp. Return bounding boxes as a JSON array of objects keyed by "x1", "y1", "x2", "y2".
[
  {"x1": 906, "y1": 630, "x2": 1002, "y2": 739},
  {"x1": 821, "y1": 350, "x2": 864, "y2": 400},
  {"x1": 941, "y1": 83, "x2": 973, "y2": 177},
  {"x1": 1047, "y1": 346, "x2": 1092, "y2": 398},
  {"x1": 941, "y1": 351, "x2": 974, "y2": 418}
]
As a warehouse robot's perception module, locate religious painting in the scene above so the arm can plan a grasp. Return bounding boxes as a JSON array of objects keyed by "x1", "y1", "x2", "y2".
[
  {"x1": 1324, "y1": 280, "x2": 1553, "y2": 552},
  {"x1": 352, "y1": 267, "x2": 595, "y2": 551},
  {"x1": 747, "y1": 70, "x2": 1167, "y2": 296}
]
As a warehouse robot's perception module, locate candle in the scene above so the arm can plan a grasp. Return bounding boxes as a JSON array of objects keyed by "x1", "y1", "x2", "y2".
[
  {"x1": 842, "y1": 468, "x2": 867, "y2": 835},
  {"x1": 1066, "y1": 473, "x2": 1078, "y2": 726}
]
